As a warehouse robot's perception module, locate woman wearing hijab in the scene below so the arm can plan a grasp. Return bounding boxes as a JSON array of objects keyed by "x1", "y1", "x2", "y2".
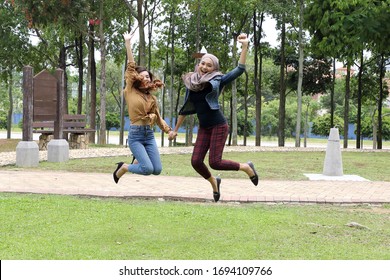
[
  {"x1": 113, "y1": 32, "x2": 172, "y2": 183},
  {"x1": 169, "y1": 33, "x2": 258, "y2": 202}
]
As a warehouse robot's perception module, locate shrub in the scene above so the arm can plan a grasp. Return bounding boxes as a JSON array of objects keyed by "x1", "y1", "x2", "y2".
[
  {"x1": 311, "y1": 114, "x2": 344, "y2": 136},
  {"x1": 0, "y1": 112, "x2": 7, "y2": 129}
]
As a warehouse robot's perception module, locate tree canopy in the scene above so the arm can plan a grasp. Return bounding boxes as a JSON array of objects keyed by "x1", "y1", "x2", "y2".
[{"x1": 1, "y1": 0, "x2": 389, "y2": 148}]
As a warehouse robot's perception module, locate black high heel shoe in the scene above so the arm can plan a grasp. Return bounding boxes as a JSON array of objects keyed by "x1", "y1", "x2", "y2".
[
  {"x1": 248, "y1": 161, "x2": 259, "y2": 186},
  {"x1": 113, "y1": 162, "x2": 124, "y2": 184},
  {"x1": 213, "y1": 177, "x2": 221, "y2": 202}
]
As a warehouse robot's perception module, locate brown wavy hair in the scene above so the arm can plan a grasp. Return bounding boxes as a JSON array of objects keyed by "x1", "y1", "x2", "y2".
[{"x1": 133, "y1": 66, "x2": 164, "y2": 94}]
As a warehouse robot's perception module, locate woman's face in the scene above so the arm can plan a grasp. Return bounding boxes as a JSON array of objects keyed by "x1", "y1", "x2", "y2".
[
  {"x1": 139, "y1": 70, "x2": 151, "y2": 82},
  {"x1": 197, "y1": 58, "x2": 215, "y2": 76}
]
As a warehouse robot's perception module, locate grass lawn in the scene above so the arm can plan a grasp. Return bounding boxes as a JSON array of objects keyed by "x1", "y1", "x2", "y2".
[
  {"x1": 3, "y1": 150, "x2": 388, "y2": 181},
  {"x1": 1, "y1": 137, "x2": 390, "y2": 260},
  {"x1": 1, "y1": 193, "x2": 390, "y2": 260}
]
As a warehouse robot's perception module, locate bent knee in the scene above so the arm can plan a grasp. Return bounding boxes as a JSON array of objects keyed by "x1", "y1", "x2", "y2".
[
  {"x1": 191, "y1": 159, "x2": 202, "y2": 170},
  {"x1": 153, "y1": 168, "x2": 162, "y2": 175},
  {"x1": 141, "y1": 165, "x2": 154, "y2": 175},
  {"x1": 209, "y1": 160, "x2": 222, "y2": 170}
]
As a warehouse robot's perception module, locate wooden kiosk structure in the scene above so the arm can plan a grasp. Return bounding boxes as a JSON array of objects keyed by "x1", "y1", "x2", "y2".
[{"x1": 22, "y1": 66, "x2": 94, "y2": 150}]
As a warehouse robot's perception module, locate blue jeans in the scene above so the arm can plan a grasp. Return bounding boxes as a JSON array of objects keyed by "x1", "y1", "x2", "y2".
[{"x1": 127, "y1": 125, "x2": 162, "y2": 175}]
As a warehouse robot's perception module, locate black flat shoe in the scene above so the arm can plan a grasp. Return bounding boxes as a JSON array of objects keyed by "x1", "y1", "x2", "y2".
[
  {"x1": 213, "y1": 176, "x2": 221, "y2": 202},
  {"x1": 248, "y1": 161, "x2": 259, "y2": 186},
  {"x1": 113, "y1": 162, "x2": 124, "y2": 184}
]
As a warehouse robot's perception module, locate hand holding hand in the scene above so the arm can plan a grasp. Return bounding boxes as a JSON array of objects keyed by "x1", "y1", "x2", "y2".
[
  {"x1": 168, "y1": 131, "x2": 177, "y2": 141},
  {"x1": 237, "y1": 33, "x2": 249, "y2": 45}
]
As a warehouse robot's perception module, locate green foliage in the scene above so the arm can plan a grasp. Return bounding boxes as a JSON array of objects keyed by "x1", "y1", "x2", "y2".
[
  {"x1": 95, "y1": 60, "x2": 123, "y2": 113},
  {"x1": 305, "y1": 0, "x2": 364, "y2": 60},
  {"x1": 361, "y1": 116, "x2": 373, "y2": 139},
  {"x1": 287, "y1": 58, "x2": 332, "y2": 95},
  {"x1": 381, "y1": 116, "x2": 390, "y2": 141},
  {"x1": 106, "y1": 112, "x2": 120, "y2": 130},
  {"x1": 259, "y1": 58, "x2": 280, "y2": 102},
  {"x1": 0, "y1": 111, "x2": 7, "y2": 129},
  {"x1": 67, "y1": 96, "x2": 78, "y2": 115},
  {"x1": 0, "y1": 1, "x2": 31, "y2": 77},
  {"x1": 361, "y1": 110, "x2": 390, "y2": 140},
  {"x1": 311, "y1": 114, "x2": 344, "y2": 137},
  {"x1": 261, "y1": 96, "x2": 305, "y2": 138},
  {"x1": 303, "y1": 95, "x2": 321, "y2": 121},
  {"x1": 0, "y1": 84, "x2": 9, "y2": 114},
  {"x1": 237, "y1": 113, "x2": 254, "y2": 137},
  {"x1": 261, "y1": 99, "x2": 279, "y2": 137},
  {"x1": 3, "y1": 0, "x2": 390, "y2": 148},
  {"x1": 18, "y1": 118, "x2": 23, "y2": 129},
  {"x1": 12, "y1": 0, "x2": 91, "y2": 28},
  {"x1": 319, "y1": 77, "x2": 358, "y2": 122}
]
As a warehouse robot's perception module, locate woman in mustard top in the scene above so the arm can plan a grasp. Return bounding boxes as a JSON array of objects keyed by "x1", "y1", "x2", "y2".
[{"x1": 113, "y1": 32, "x2": 172, "y2": 184}]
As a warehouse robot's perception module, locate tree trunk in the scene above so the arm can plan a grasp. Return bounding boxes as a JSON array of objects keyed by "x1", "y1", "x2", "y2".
[
  {"x1": 253, "y1": 10, "x2": 263, "y2": 146},
  {"x1": 85, "y1": 30, "x2": 91, "y2": 125},
  {"x1": 76, "y1": 35, "x2": 84, "y2": 115},
  {"x1": 168, "y1": 7, "x2": 175, "y2": 147},
  {"x1": 243, "y1": 70, "x2": 249, "y2": 146},
  {"x1": 372, "y1": 108, "x2": 377, "y2": 149},
  {"x1": 161, "y1": 8, "x2": 171, "y2": 147},
  {"x1": 58, "y1": 45, "x2": 68, "y2": 114},
  {"x1": 173, "y1": 84, "x2": 182, "y2": 146},
  {"x1": 161, "y1": 66, "x2": 167, "y2": 147},
  {"x1": 278, "y1": 19, "x2": 286, "y2": 147},
  {"x1": 304, "y1": 100, "x2": 309, "y2": 148},
  {"x1": 295, "y1": 0, "x2": 304, "y2": 148},
  {"x1": 231, "y1": 36, "x2": 238, "y2": 146},
  {"x1": 89, "y1": 23, "x2": 97, "y2": 144},
  {"x1": 377, "y1": 54, "x2": 385, "y2": 149},
  {"x1": 343, "y1": 63, "x2": 351, "y2": 148},
  {"x1": 7, "y1": 73, "x2": 13, "y2": 139},
  {"x1": 120, "y1": 62, "x2": 125, "y2": 146},
  {"x1": 137, "y1": 0, "x2": 146, "y2": 66},
  {"x1": 330, "y1": 59, "x2": 335, "y2": 127},
  {"x1": 356, "y1": 50, "x2": 364, "y2": 149},
  {"x1": 99, "y1": 0, "x2": 107, "y2": 145},
  {"x1": 146, "y1": 0, "x2": 151, "y2": 69},
  {"x1": 227, "y1": 95, "x2": 232, "y2": 146}
]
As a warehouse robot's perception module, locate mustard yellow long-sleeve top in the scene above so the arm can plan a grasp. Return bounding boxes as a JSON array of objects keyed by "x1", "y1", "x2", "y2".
[{"x1": 124, "y1": 62, "x2": 171, "y2": 133}]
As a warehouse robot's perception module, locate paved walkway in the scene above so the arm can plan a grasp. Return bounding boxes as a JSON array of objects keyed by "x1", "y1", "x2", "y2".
[{"x1": 1, "y1": 170, "x2": 390, "y2": 204}]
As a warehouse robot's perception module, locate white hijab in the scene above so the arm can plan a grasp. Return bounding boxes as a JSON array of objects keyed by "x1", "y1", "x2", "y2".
[{"x1": 183, "y1": 54, "x2": 222, "y2": 92}]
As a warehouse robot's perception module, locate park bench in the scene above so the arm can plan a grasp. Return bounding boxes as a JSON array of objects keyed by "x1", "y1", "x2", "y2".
[
  {"x1": 32, "y1": 121, "x2": 55, "y2": 134},
  {"x1": 33, "y1": 114, "x2": 95, "y2": 150},
  {"x1": 26, "y1": 69, "x2": 95, "y2": 150}
]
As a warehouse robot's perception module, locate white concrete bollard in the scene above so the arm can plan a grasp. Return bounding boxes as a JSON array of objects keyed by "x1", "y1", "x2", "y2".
[
  {"x1": 16, "y1": 141, "x2": 39, "y2": 167},
  {"x1": 323, "y1": 127, "x2": 343, "y2": 176},
  {"x1": 47, "y1": 139, "x2": 69, "y2": 162}
]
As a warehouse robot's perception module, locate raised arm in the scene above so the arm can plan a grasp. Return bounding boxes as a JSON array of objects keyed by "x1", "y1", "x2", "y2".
[
  {"x1": 220, "y1": 34, "x2": 250, "y2": 86},
  {"x1": 237, "y1": 33, "x2": 249, "y2": 65},
  {"x1": 123, "y1": 32, "x2": 135, "y2": 63}
]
